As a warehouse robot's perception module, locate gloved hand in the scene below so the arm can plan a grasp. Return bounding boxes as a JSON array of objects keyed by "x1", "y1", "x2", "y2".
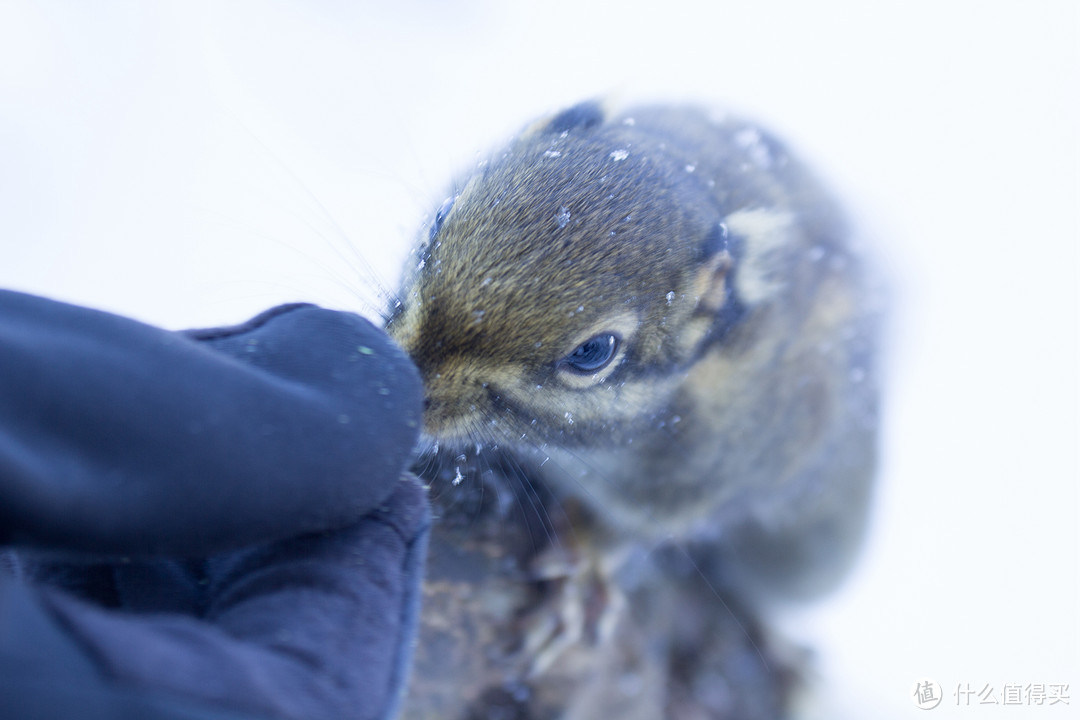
[{"x1": 0, "y1": 290, "x2": 428, "y2": 720}]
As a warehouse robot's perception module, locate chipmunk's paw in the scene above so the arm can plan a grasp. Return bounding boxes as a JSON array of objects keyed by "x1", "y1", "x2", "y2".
[{"x1": 516, "y1": 545, "x2": 625, "y2": 676}]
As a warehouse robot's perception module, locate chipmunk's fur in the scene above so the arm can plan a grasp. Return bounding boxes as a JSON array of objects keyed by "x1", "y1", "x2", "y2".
[{"x1": 388, "y1": 101, "x2": 881, "y2": 599}]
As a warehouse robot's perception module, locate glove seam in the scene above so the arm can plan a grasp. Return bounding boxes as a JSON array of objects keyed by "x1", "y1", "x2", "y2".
[
  {"x1": 378, "y1": 512, "x2": 431, "y2": 720},
  {"x1": 182, "y1": 303, "x2": 315, "y2": 342}
]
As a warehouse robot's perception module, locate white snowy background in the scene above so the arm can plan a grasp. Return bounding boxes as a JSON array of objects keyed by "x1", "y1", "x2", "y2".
[{"x1": 1, "y1": 2, "x2": 1075, "y2": 718}]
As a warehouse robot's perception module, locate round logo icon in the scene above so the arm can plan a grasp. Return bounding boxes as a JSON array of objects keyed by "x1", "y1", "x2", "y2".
[{"x1": 912, "y1": 678, "x2": 943, "y2": 710}]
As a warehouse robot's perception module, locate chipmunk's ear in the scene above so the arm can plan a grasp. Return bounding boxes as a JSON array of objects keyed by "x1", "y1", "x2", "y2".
[
  {"x1": 525, "y1": 100, "x2": 607, "y2": 137},
  {"x1": 675, "y1": 226, "x2": 737, "y2": 361},
  {"x1": 692, "y1": 222, "x2": 735, "y2": 313},
  {"x1": 692, "y1": 250, "x2": 734, "y2": 314},
  {"x1": 722, "y1": 208, "x2": 795, "y2": 306}
]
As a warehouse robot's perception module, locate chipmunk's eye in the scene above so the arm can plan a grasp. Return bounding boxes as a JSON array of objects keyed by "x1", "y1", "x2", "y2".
[
  {"x1": 430, "y1": 196, "x2": 457, "y2": 241},
  {"x1": 560, "y1": 333, "x2": 620, "y2": 374}
]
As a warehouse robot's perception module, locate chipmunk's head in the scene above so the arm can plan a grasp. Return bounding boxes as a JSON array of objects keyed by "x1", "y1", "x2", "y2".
[{"x1": 387, "y1": 101, "x2": 813, "y2": 449}]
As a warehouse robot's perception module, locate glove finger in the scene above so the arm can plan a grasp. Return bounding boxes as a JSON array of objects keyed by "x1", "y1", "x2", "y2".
[{"x1": 0, "y1": 291, "x2": 421, "y2": 557}]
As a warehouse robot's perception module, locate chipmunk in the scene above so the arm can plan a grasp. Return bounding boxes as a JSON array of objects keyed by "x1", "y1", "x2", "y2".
[{"x1": 387, "y1": 101, "x2": 882, "y2": 717}]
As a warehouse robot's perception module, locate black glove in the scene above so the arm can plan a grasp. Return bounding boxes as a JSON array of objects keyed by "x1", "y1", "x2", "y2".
[{"x1": 0, "y1": 290, "x2": 428, "y2": 720}]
